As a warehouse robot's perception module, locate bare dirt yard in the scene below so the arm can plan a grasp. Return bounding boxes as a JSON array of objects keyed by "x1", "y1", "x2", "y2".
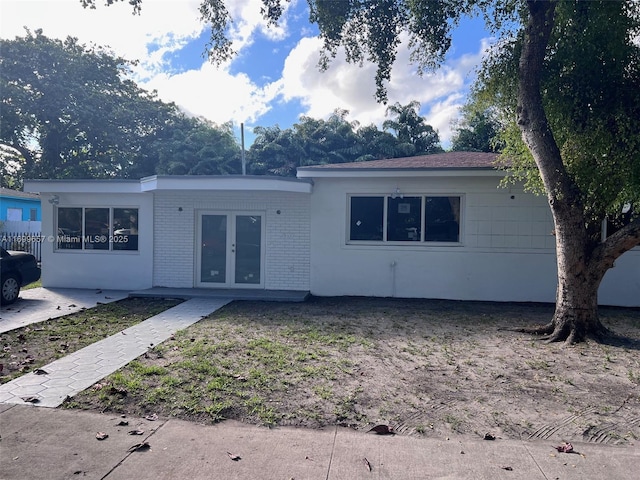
[{"x1": 56, "y1": 297, "x2": 640, "y2": 445}]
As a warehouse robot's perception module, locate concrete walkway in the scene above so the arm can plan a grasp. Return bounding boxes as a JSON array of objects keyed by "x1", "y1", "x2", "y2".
[
  {"x1": 0, "y1": 287, "x2": 129, "y2": 334},
  {"x1": 1, "y1": 404, "x2": 637, "y2": 480},
  {"x1": 0, "y1": 297, "x2": 230, "y2": 407}
]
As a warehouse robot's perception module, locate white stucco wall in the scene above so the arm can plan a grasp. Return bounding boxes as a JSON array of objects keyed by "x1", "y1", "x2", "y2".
[
  {"x1": 37, "y1": 192, "x2": 154, "y2": 290},
  {"x1": 599, "y1": 249, "x2": 640, "y2": 307},
  {"x1": 308, "y1": 176, "x2": 640, "y2": 306},
  {"x1": 26, "y1": 175, "x2": 639, "y2": 305},
  {"x1": 152, "y1": 190, "x2": 310, "y2": 290}
]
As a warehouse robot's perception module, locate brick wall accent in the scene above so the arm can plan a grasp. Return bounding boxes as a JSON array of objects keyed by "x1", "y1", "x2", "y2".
[{"x1": 153, "y1": 191, "x2": 310, "y2": 290}]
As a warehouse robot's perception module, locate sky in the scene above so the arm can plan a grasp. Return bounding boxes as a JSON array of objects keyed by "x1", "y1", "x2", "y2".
[{"x1": 0, "y1": 0, "x2": 493, "y2": 148}]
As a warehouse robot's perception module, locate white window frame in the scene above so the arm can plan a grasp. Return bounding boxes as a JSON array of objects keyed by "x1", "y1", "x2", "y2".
[{"x1": 7, "y1": 207, "x2": 22, "y2": 221}]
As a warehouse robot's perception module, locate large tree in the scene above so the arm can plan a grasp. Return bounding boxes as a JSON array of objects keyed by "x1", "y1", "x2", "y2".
[
  {"x1": 86, "y1": 0, "x2": 640, "y2": 343},
  {"x1": 248, "y1": 108, "x2": 442, "y2": 176},
  {"x1": 383, "y1": 101, "x2": 443, "y2": 155},
  {"x1": 0, "y1": 30, "x2": 167, "y2": 183},
  {"x1": 0, "y1": 29, "x2": 241, "y2": 184},
  {"x1": 450, "y1": 105, "x2": 503, "y2": 153}
]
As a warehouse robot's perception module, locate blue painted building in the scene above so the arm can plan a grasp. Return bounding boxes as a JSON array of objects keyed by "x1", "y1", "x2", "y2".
[{"x1": 0, "y1": 188, "x2": 41, "y2": 222}]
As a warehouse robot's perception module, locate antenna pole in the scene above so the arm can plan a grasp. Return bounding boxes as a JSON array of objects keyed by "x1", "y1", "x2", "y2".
[{"x1": 241, "y1": 122, "x2": 246, "y2": 175}]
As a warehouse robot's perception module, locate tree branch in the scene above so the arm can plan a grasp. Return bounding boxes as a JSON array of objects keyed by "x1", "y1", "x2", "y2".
[{"x1": 593, "y1": 217, "x2": 640, "y2": 276}]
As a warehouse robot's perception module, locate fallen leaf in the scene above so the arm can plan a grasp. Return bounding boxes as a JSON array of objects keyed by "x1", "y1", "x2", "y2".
[
  {"x1": 21, "y1": 396, "x2": 40, "y2": 403},
  {"x1": 96, "y1": 432, "x2": 109, "y2": 440},
  {"x1": 500, "y1": 466, "x2": 513, "y2": 471},
  {"x1": 553, "y1": 442, "x2": 574, "y2": 453},
  {"x1": 128, "y1": 429, "x2": 145, "y2": 435},
  {"x1": 368, "y1": 424, "x2": 395, "y2": 435},
  {"x1": 33, "y1": 368, "x2": 48, "y2": 375},
  {"x1": 116, "y1": 420, "x2": 129, "y2": 426},
  {"x1": 363, "y1": 457, "x2": 372, "y2": 471},
  {"x1": 109, "y1": 386, "x2": 128, "y2": 395},
  {"x1": 227, "y1": 452, "x2": 241, "y2": 461},
  {"x1": 144, "y1": 413, "x2": 158, "y2": 421},
  {"x1": 127, "y1": 442, "x2": 151, "y2": 452},
  {"x1": 483, "y1": 433, "x2": 496, "y2": 440}
]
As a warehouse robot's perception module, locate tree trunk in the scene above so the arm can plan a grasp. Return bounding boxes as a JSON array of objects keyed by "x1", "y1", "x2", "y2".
[
  {"x1": 543, "y1": 232, "x2": 609, "y2": 343},
  {"x1": 516, "y1": 1, "x2": 611, "y2": 344}
]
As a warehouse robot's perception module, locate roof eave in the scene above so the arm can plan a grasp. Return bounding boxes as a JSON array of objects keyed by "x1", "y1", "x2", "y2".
[{"x1": 297, "y1": 167, "x2": 506, "y2": 179}]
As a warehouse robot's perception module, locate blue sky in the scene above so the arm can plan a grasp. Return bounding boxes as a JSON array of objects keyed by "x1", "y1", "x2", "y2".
[{"x1": 1, "y1": 0, "x2": 492, "y2": 148}]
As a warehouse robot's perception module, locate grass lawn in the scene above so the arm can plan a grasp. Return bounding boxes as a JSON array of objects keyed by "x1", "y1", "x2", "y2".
[{"x1": 52, "y1": 296, "x2": 640, "y2": 445}]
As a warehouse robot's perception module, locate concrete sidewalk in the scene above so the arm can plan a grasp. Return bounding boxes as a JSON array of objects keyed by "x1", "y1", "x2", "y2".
[
  {"x1": 0, "y1": 297, "x2": 231, "y2": 407},
  {"x1": 1, "y1": 404, "x2": 637, "y2": 480}
]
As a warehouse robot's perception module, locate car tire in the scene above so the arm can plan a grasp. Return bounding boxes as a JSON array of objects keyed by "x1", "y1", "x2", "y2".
[{"x1": 1, "y1": 273, "x2": 20, "y2": 305}]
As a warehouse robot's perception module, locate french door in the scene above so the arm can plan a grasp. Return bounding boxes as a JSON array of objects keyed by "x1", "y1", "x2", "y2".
[{"x1": 196, "y1": 212, "x2": 264, "y2": 288}]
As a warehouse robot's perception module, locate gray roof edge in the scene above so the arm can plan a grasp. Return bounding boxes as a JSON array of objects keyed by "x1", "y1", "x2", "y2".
[
  {"x1": 140, "y1": 174, "x2": 313, "y2": 184},
  {"x1": 24, "y1": 178, "x2": 140, "y2": 183},
  {"x1": 297, "y1": 166, "x2": 500, "y2": 172}
]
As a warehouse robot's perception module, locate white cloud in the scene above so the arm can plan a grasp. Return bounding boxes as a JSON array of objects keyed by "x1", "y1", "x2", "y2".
[
  {"x1": 226, "y1": 0, "x2": 295, "y2": 49},
  {"x1": 0, "y1": 0, "x2": 283, "y2": 127},
  {"x1": 143, "y1": 62, "x2": 282, "y2": 126},
  {"x1": 1, "y1": 0, "x2": 205, "y2": 75},
  {"x1": 1, "y1": 0, "x2": 490, "y2": 147},
  {"x1": 279, "y1": 35, "x2": 490, "y2": 144}
]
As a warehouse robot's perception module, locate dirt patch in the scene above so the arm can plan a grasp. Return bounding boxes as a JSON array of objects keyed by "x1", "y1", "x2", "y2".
[{"x1": 63, "y1": 297, "x2": 640, "y2": 444}]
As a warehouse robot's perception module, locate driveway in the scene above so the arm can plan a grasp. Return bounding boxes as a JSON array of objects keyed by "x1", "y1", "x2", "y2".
[{"x1": 0, "y1": 287, "x2": 129, "y2": 333}]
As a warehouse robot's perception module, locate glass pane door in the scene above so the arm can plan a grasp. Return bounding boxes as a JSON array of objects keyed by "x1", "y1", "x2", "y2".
[
  {"x1": 198, "y1": 212, "x2": 263, "y2": 287},
  {"x1": 200, "y1": 214, "x2": 227, "y2": 283},
  {"x1": 234, "y1": 215, "x2": 262, "y2": 285}
]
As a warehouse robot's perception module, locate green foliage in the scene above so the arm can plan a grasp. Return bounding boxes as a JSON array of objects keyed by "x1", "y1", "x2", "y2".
[
  {"x1": 248, "y1": 106, "x2": 442, "y2": 176},
  {"x1": 474, "y1": 0, "x2": 640, "y2": 238},
  {"x1": 450, "y1": 105, "x2": 504, "y2": 153},
  {"x1": 0, "y1": 30, "x2": 241, "y2": 185},
  {"x1": 144, "y1": 118, "x2": 242, "y2": 177},
  {"x1": 383, "y1": 101, "x2": 443, "y2": 155},
  {"x1": 1, "y1": 30, "x2": 160, "y2": 182}
]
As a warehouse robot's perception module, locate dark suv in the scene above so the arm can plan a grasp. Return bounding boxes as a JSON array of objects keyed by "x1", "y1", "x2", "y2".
[{"x1": 1, "y1": 247, "x2": 41, "y2": 305}]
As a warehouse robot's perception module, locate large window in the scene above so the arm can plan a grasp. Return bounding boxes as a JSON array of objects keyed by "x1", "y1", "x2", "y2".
[
  {"x1": 56, "y1": 207, "x2": 138, "y2": 251},
  {"x1": 349, "y1": 195, "x2": 461, "y2": 244}
]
